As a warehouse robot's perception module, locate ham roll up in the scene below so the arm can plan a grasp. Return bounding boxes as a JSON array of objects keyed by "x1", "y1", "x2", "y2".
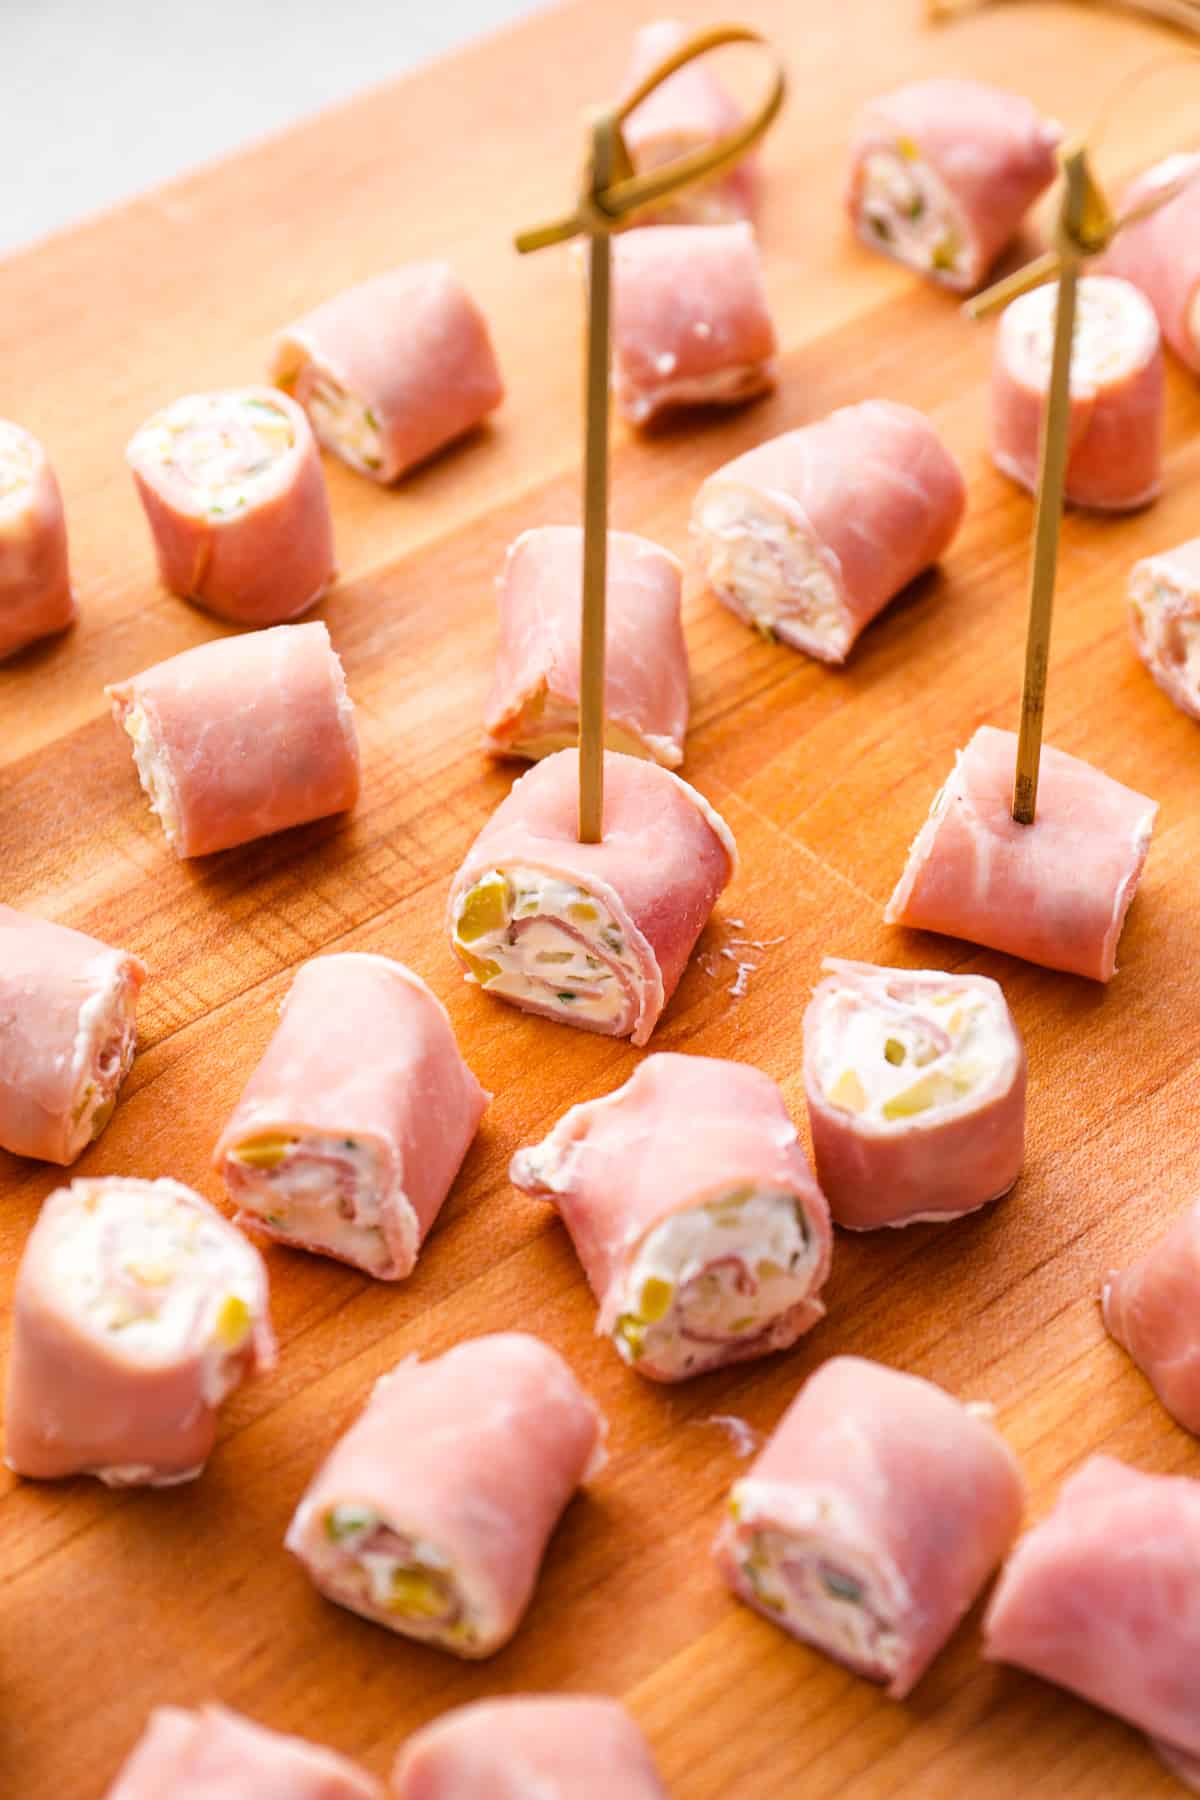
[
  {"x1": 448, "y1": 749, "x2": 735, "y2": 1046},
  {"x1": 107, "y1": 620, "x2": 361, "y2": 857},
  {"x1": 692, "y1": 401, "x2": 966, "y2": 662},
  {"x1": 0, "y1": 905, "x2": 145, "y2": 1164},
  {"x1": 483, "y1": 526, "x2": 688, "y2": 767},
  {"x1": 802, "y1": 959, "x2": 1026, "y2": 1230},
  {"x1": 127, "y1": 388, "x2": 335, "y2": 625},
  {"x1": 1103, "y1": 152, "x2": 1200, "y2": 373},
  {"x1": 106, "y1": 1705, "x2": 380, "y2": 1800},
  {"x1": 0, "y1": 419, "x2": 75, "y2": 659},
  {"x1": 286, "y1": 1333, "x2": 603, "y2": 1657},
  {"x1": 272, "y1": 264, "x2": 503, "y2": 484},
  {"x1": 1103, "y1": 1199, "x2": 1200, "y2": 1437},
  {"x1": 5, "y1": 1177, "x2": 273, "y2": 1486},
  {"x1": 392, "y1": 1697, "x2": 667, "y2": 1799},
  {"x1": 1129, "y1": 537, "x2": 1200, "y2": 722},
  {"x1": 885, "y1": 726, "x2": 1157, "y2": 982},
  {"x1": 715, "y1": 1356, "x2": 1025, "y2": 1697},
  {"x1": 618, "y1": 18, "x2": 757, "y2": 226},
  {"x1": 214, "y1": 954, "x2": 488, "y2": 1281},
  {"x1": 510, "y1": 1053, "x2": 832, "y2": 1381}
]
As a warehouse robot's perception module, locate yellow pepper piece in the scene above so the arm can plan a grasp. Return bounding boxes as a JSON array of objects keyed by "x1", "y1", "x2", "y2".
[
  {"x1": 616, "y1": 1314, "x2": 646, "y2": 1360},
  {"x1": 89, "y1": 1095, "x2": 117, "y2": 1140},
  {"x1": 881, "y1": 1072, "x2": 957, "y2": 1120},
  {"x1": 896, "y1": 134, "x2": 919, "y2": 161},
  {"x1": 568, "y1": 900, "x2": 599, "y2": 924},
  {"x1": 456, "y1": 874, "x2": 510, "y2": 943},
  {"x1": 213, "y1": 1294, "x2": 251, "y2": 1350},
  {"x1": 829, "y1": 1069, "x2": 868, "y2": 1114},
  {"x1": 459, "y1": 948, "x2": 501, "y2": 985},
  {"x1": 639, "y1": 1276, "x2": 673, "y2": 1323},
  {"x1": 233, "y1": 1134, "x2": 296, "y2": 1169},
  {"x1": 388, "y1": 1568, "x2": 451, "y2": 1619}
]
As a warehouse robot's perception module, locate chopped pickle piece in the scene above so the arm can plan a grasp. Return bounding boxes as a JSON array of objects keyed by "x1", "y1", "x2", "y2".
[
  {"x1": 730, "y1": 1315, "x2": 755, "y2": 1332},
  {"x1": 728, "y1": 1495, "x2": 741, "y2": 1520},
  {"x1": 325, "y1": 1504, "x2": 377, "y2": 1543},
  {"x1": 72, "y1": 1083, "x2": 95, "y2": 1126},
  {"x1": 616, "y1": 1313, "x2": 647, "y2": 1360},
  {"x1": 233, "y1": 1134, "x2": 297, "y2": 1168},
  {"x1": 89, "y1": 1095, "x2": 116, "y2": 1140},
  {"x1": 907, "y1": 194, "x2": 925, "y2": 221},
  {"x1": 457, "y1": 874, "x2": 510, "y2": 943},
  {"x1": 639, "y1": 1276, "x2": 674, "y2": 1323},
  {"x1": 829, "y1": 1069, "x2": 868, "y2": 1114},
  {"x1": 931, "y1": 234, "x2": 960, "y2": 273},
  {"x1": 821, "y1": 1568, "x2": 864, "y2": 1604},
  {"x1": 870, "y1": 214, "x2": 893, "y2": 242},
  {"x1": 881, "y1": 1071, "x2": 959, "y2": 1120},
  {"x1": 213, "y1": 1294, "x2": 251, "y2": 1350},
  {"x1": 883, "y1": 1037, "x2": 906, "y2": 1066},
  {"x1": 757, "y1": 1258, "x2": 785, "y2": 1282},
  {"x1": 388, "y1": 1567, "x2": 453, "y2": 1619},
  {"x1": 569, "y1": 900, "x2": 599, "y2": 924},
  {"x1": 460, "y1": 949, "x2": 501, "y2": 984}
]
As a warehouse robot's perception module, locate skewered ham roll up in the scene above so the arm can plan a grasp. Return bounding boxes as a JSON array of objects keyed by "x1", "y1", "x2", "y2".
[
  {"x1": 127, "y1": 388, "x2": 335, "y2": 625},
  {"x1": 1102, "y1": 1200, "x2": 1200, "y2": 1436},
  {"x1": 5, "y1": 1177, "x2": 273, "y2": 1486},
  {"x1": 885, "y1": 726, "x2": 1157, "y2": 982},
  {"x1": 483, "y1": 526, "x2": 688, "y2": 767},
  {"x1": 847, "y1": 80, "x2": 1060, "y2": 293},
  {"x1": 692, "y1": 401, "x2": 966, "y2": 661},
  {"x1": 610, "y1": 224, "x2": 777, "y2": 426},
  {"x1": 1103, "y1": 153, "x2": 1200, "y2": 373},
  {"x1": 447, "y1": 749, "x2": 735, "y2": 1046},
  {"x1": 106, "y1": 1704, "x2": 380, "y2": 1799},
  {"x1": 510, "y1": 1053, "x2": 832, "y2": 1381},
  {"x1": 392, "y1": 1697, "x2": 667, "y2": 1799},
  {"x1": 802, "y1": 959, "x2": 1026, "y2": 1231},
  {"x1": 0, "y1": 905, "x2": 145, "y2": 1164},
  {"x1": 715, "y1": 1356, "x2": 1025, "y2": 1697},
  {"x1": 107, "y1": 620, "x2": 361, "y2": 857},
  {"x1": 619, "y1": 18, "x2": 757, "y2": 226},
  {"x1": 1129, "y1": 537, "x2": 1200, "y2": 722},
  {"x1": 992, "y1": 274, "x2": 1164, "y2": 512},
  {"x1": 0, "y1": 420, "x2": 75, "y2": 659},
  {"x1": 214, "y1": 954, "x2": 488, "y2": 1280},
  {"x1": 286, "y1": 1333, "x2": 603, "y2": 1657},
  {"x1": 272, "y1": 264, "x2": 504, "y2": 484}
]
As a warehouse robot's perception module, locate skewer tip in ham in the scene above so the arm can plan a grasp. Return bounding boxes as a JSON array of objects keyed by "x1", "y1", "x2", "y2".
[
  {"x1": 885, "y1": 725, "x2": 1156, "y2": 981},
  {"x1": 126, "y1": 387, "x2": 335, "y2": 625},
  {"x1": 1102, "y1": 1199, "x2": 1200, "y2": 1437},
  {"x1": 0, "y1": 905, "x2": 145, "y2": 1164},
  {"x1": 1102, "y1": 151, "x2": 1200, "y2": 373},
  {"x1": 510, "y1": 1052, "x2": 832, "y2": 1381},
  {"x1": 618, "y1": 18, "x2": 758, "y2": 226},
  {"x1": 483, "y1": 526, "x2": 689, "y2": 767},
  {"x1": 391, "y1": 1696, "x2": 667, "y2": 1799},
  {"x1": 846, "y1": 79, "x2": 1061, "y2": 293},
  {"x1": 803, "y1": 959, "x2": 1026, "y2": 1230},
  {"x1": 1128, "y1": 537, "x2": 1200, "y2": 722},
  {"x1": 106, "y1": 619, "x2": 361, "y2": 858},
  {"x1": 715, "y1": 1356, "x2": 1025, "y2": 1698},
  {"x1": 272, "y1": 264, "x2": 504, "y2": 484},
  {"x1": 447, "y1": 749, "x2": 736, "y2": 1046},
  {"x1": 991, "y1": 274, "x2": 1164, "y2": 512},
  {"x1": 214, "y1": 953, "x2": 488, "y2": 1280},
  {"x1": 692, "y1": 400, "x2": 966, "y2": 662},
  {"x1": 610, "y1": 224, "x2": 777, "y2": 426},
  {"x1": 5, "y1": 1176, "x2": 273, "y2": 1486},
  {"x1": 105, "y1": 1704, "x2": 381, "y2": 1799},
  {"x1": 0, "y1": 419, "x2": 75, "y2": 659},
  {"x1": 286, "y1": 1333, "x2": 603, "y2": 1657}
]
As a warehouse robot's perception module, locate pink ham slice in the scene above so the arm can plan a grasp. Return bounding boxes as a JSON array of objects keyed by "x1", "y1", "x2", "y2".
[
  {"x1": 105, "y1": 1704, "x2": 380, "y2": 1799},
  {"x1": 0, "y1": 904, "x2": 145, "y2": 1164},
  {"x1": 1128, "y1": 537, "x2": 1200, "y2": 722},
  {"x1": 691, "y1": 400, "x2": 966, "y2": 663},
  {"x1": 482, "y1": 525, "x2": 689, "y2": 767},
  {"x1": 610, "y1": 223, "x2": 777, "y2": 426},
  {"x1": 885, "y1": 726, "x2": 1157, "y2": 982},
  {"x1": 285, "y1": 1333, "x2": 603, "y2": 1657},
  {"x1": 1102, "y1": 1200, "x2": 1200, "y2": 1436},
  {"x1": 846, "y1": 79, "x2": 1060, "y2": 293},
  {"x1": 510, "y1": 1051, "x2": 832, "y2": 1382},
  {"x1": 0, "y1": 420, "x2": 75, "y2": 659},
  {"x1": 984, "y1": 1455, "x2": 1200, "y2": 1773},
  {"x1": 391, "y1": 1696, "x2": 667, "y2": 1799},
  {"x1": 106, "y1": 619, "x2": 361, "y2": 858},
  {"x1": 213, "y1": 952, "x2": 489, "y2": 1281},
  {"x1": 272, "y1": 264, "x2": 504, "y2": 484},
  {"x1": 618, "y1": 18, "x2": 757, "y2": 226},
  {"x1": 1103, "y1": 153, "x2": 1200, "y2": 373},
  {"x1": 714, "y1": 1355, "x2": 1025, "y2": 1698}
]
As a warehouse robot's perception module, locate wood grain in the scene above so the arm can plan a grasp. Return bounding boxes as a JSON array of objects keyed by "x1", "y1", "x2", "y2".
[{"x1": 3, "y1": 2, "x2": 1200, "y2": 1793}]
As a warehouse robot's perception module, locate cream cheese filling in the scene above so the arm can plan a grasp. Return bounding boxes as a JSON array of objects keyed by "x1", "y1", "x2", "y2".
[
  {"x1": 814, "y1": 976, "x2": 1013, "y2": 1123},
  {"x1": 1002, "y1": 274, "x2": 1160, "y2": 394},
  {"x1": 120, "y1": 698, "x2": 181, "y2": 847},
  {"x1": 858, "y1": 142, "x2": 966, "y2": 281},
  {"x1": 64, "y1": 965, "x2": 139, "y2": 1158},
  {"x1": 491, "y1": 689, "x2": 679, "y2": 768},
  {"x1": 299, "y1": 368, "x2": 385, "y2": 476},
  {"x1": 623, "y1": 360, "x2": 775, "y2": 425},
  {"x1": 1131, "y1": 575, "x2": 1200, "y2": 701},
  {"x1": 0, "y1": 421, "x2": 36, "y2": 507},
  {"x1": 694, "y1": 485, "x2": 847, "y2": 655},
  {"x1": 129, "y1": 391, "x2": 295, "y2": 518},
  {"x1": 224, "y1": 1131, "x2": 408, "y2": 1276},
  {"x1": 304, "y1": 1503, "x2": 481, "y2": 1650}
]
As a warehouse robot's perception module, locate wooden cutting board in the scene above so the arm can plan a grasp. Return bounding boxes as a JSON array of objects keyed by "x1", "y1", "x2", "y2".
[{"x1": 3, "y1": 1, "x2": 1199, "y2": 1793}]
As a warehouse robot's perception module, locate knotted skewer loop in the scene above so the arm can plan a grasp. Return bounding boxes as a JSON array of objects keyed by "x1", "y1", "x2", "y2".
[{"x1": 927, "y1": 0, "x2": 1200, "y2": 32}]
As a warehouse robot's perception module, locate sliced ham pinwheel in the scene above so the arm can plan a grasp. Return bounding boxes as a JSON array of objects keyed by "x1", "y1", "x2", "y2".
[
  {"x1": 992, "y1": 274, "x2": 1164, "y2": 512},
  {"x1": 0, "y1": 905, "x2": 145, "y2": 1164},
  {"x1": 1103, "y1": 152, "x2": 1200, "y2": 373},
  {"x1": 510, "y1": 1053, "x2": 832, "y2": 1382},
  {"x1": 1102, "y1": 1199, "x2": 1200, "y2": 1437},
  {"x1": 447, "y1": 749, "x2": 736, "y2": 1046},
  {"x1": 105, "y1": 1704, "x2": 380, "y2": 1800},
  {"x1": 803, "y1": 959, "x2": 1026, "y2": 1230},
  {"x1": 127, "y1": 387, "x2": 335, "y2": 625},
  {"x1": 483, "y1": 526, "x2": 688, "y2": 767},
  {"x1": 272, "y1": 263, "x2": 504, "y2": 484},
  {"x1": 1128, "y1": 537, "x2": 1200, "y2": 722},
  {"x1": 107, "y1": 620, "x2": 361, "y2": 858},
  {"x1": 286, "y1": 1333, "x2": 603, "y2": 1657},
  {"x1": 214, "y1": 954, "x2": 488, "y2": 1281},
  {"x1": 846, "y1": 79, "x2": 1061, "y2": 293},
  {"x1": 5, "y1": 1177, "x2": 273, "y2": 1487},
  {"x1": 392, "y1": 1697, "x2": 667, "y2": 1799},
  {"x1": 0, "y1": 419, "x2": 75, "y2": 659},
  {"x1": 715, "y1": 1356, "x2": 1025, "y2": 1697},
  {"x1": 885, "y1": 725, "x2": 1157, "y2": 982},
  {"x1": 618, "y1": 18, "x2": 757, "y2": 226},
  {"x1": 692, "y1": 400, "x2": 966, "y2": 662}
]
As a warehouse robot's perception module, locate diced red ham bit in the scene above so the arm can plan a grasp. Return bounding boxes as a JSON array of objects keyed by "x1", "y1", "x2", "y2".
[
  {"x1": 0, "y1": 419, "x2": 75, "y2": 659},
  {"x1": 106, "y1": 620, "x2": 361, "y2": 858},
  {"x1": 1103, "y1": 152, "x2": 1200, "y2": 373},
  {"x1": 618, "y1": 18, "x2": 758, "y2": 226},
  {"x1": 1128, "y1": 537, "x2": 1200, "y2": 723},
  {"x1": 392, "y1": 1696, "x2": 668, "y2": 1799},
  {"x1": 715, "y1": 1356, "x2": 1025, "y2": 1698},
  {"x1": 483, "y1": 525, "x2": 689, "y2": 767},
  {"x1": 272, "y1": 263, "x2": 503, "y2": 484},
  {"x1": 1102, "y1": 1199, "x2": 1200, "y2": 1437},
  {"x1": 104, "y1": 1703, "x2": 380, "y2": 1799}
]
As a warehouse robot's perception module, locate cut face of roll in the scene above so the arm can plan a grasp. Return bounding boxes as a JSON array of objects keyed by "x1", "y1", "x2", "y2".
[
  {"x1": 510, "y1": 1053, "x2": 833, "y2": 1381},
  {"x1": 1128, "y1": 537, "x2": 1200, "y2": 722},
  {"x1": 126, "y1": 387, "x2": 334, "y2": 625},
  {"x1": 391, "y1": 1696, "x2": 667, "y2": 1800},
  {"x1": 1102, "y1": 152, "x2": 1200, "y2": 374},
  {"x1": 5, "y1": 1177, "x2": 273, "y2": 1486},
  {"x1": 104, "y1": 1704, "x2": 381, "y2": 1800},
  {"x1": 618, "y1": 18, "x2": 757, "y2": 226},
  {"x1": 0, "y1": 419, "x2": 75, "y2": 660},
  {"x1": 1102, "y1": 1199, "x2": 1200, "y2": 1437},
  {"x1": 803, "y1": 959, "x2": 1026, "y2": 1230}
]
